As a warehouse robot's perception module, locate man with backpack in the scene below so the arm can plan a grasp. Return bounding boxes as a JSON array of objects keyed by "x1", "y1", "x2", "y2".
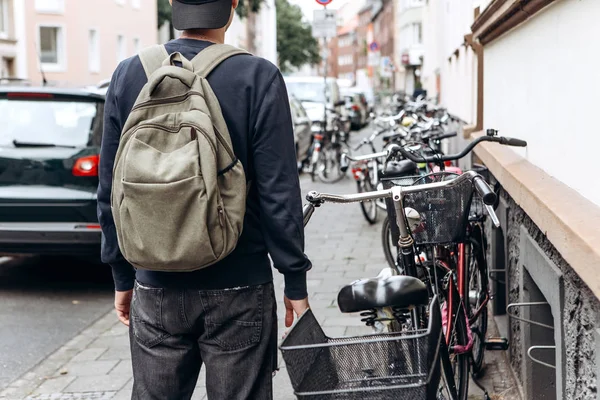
[{"x1": 97, "y1": 0, "x2": 311, "y2": 398}]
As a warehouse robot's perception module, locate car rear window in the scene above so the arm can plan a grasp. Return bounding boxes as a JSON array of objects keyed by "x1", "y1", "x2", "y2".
[
  {"x1": 286, "y1": 82, "x2": 327, "y2": 104},
  {"x1": 0, "y1": 96, "x2": 104, "y2": 148}
]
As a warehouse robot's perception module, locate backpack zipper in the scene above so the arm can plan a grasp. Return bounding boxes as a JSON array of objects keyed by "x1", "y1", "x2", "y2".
[
  {"x1": 131, "y1": 91, "x2": 204, "y2": 112},
  {"x1": 217, "y1": 205, "x2": 224, "y2": 227}
]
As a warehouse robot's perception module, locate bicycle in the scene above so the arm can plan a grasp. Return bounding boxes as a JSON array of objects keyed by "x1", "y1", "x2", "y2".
[
  {"x1": 308, "y1": 106, "x2": 350, "y2": 184},
  {"x1": 283, "y1": 171, "x2": 501, "y2": 399},
  {"x1": 345, "y1": 127, "x2": 390, "y2": 224}
]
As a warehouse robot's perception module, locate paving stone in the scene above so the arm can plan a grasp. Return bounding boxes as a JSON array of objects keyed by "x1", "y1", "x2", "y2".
[
  {"x1": 70, "y1": 348, "x2": 108, "y2": 363},
  {"x1": 97, "y1": 348, "x2": 131, "y2": 361},
  {"x1": 32, "y1": 376, "x2": 77, "y2": 395},
  {"x1": 61, "y1": 360, "x2": 119, "y2": 377},
  {"x1": 87, "y1": 336, "x2": 129, "y2": 350},
  {"x1": 63, "y1": 375, "x2": 129, "y2": 393},
  {"x1": 107, "y1": 360, "x2": 132, "y2": 378}
]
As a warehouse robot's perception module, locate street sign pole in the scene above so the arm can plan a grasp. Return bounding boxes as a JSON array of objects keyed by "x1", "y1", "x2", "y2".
[
  {"x1": 312, "y1": 2, "x2": 336, "y2": 132},
  {"x1": 322, "y1": 4, "x2": 329, "y2": 133}
]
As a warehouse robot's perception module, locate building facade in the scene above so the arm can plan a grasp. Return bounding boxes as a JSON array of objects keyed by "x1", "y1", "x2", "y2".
[
  {"x1": 395, "y1": 0, "x2": 424, "y2": 94},
  {"x1": 355, "y1": 3, "x2": 372, "y2": 91},
  {"x1": 19, "y1": 0, "x2": 157, "y2": 86},
  {"x1": 371, "y1": 0, "x2": 395, "y2": 90},
  {"x1": 0, "y1": 0, "x2": 26, "y2": 79},
  {"x1": 336, "y1": 19, "x2": 357, "y2": 85}
]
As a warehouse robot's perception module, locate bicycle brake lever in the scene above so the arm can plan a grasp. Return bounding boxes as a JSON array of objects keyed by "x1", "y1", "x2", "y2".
[{"x1": 485, "y1": 204, "x2": 501, "y2": 228}]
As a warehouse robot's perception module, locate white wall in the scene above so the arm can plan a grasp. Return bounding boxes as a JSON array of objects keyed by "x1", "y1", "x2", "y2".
[
  {"x1": 484, "y1": 0, "x2": 600, "y2": 206},
  {"x1": 421, "y1": 0, "x2": 479, "y2": 122}
]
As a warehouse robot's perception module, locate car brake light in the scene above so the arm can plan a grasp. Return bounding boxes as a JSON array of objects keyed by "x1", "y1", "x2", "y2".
[
  {"x1": 352, "y1": 105, "x2": 360, "y2": 111},
  {"x1": 74, "y1": 224, "x2": 101, "y2": 230},
  {"x1": 444, "y1": 161, "x2": 453, "y2": 167},
  {"x1": 314, "y1": 134, "x2": 324, "y2": 141},
  {"x1": 7, "y1": 92, "x2": 54, "y2": 99},
  {"x1": 73, "y1": 155, "x2": 99, "y2": 177}
]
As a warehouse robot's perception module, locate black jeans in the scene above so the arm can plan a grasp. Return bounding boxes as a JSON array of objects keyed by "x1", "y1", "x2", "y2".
[{"x1": 129, "y1": 281, "x2": 277, "y2": 400}]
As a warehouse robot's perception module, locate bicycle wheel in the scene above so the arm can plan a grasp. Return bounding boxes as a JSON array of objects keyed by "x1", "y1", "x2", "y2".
[
  {"x1": 357, "y1": 178, "x2": 378, "y2": 224},
  {"x1": 317, "y1": 141, "x2": 348, "y2": 184},
  {"x1": 466, "y1": 227, "x2": 489, "y2": 376},
  {"x1": 381, "y1": 216, "x2": 399, "y2": 269},
  {"x1": 435, "y1": 262, "x2": 470, "y2": 400}
]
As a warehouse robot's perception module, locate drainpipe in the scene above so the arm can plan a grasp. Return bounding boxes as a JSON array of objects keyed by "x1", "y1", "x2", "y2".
[{"x1": 463, "y1": 32, "x2": 483, "y2": 138}]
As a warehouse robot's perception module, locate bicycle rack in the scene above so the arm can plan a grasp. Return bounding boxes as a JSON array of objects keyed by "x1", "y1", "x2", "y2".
[
  {"x1": 527, "y1": 346, "x2": 556, "y2": 369},
  {"x1": 506, "y1": 302, "x2": 554, "y2": 330},
  {"x1": 507, "y1": 302, "x2": 556, "y2": 369}
]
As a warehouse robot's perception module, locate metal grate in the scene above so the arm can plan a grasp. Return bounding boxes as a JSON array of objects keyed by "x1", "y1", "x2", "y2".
[{"x1": 280, "y1": 298, "x2": 443, "y2": 399}]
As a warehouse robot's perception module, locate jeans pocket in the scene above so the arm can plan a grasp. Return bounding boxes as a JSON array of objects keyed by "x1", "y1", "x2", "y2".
[
  {"x1": 201, "y1": 285, "x2": 263, "y2": 352},
  {"x1": 131, "y1": 281, "x2": 171, "y2": 348}
]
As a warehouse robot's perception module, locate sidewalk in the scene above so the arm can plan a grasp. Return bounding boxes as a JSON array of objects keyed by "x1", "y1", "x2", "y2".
[{"x1": 0, "y1": 176, "x2": 521, "y2": 400}]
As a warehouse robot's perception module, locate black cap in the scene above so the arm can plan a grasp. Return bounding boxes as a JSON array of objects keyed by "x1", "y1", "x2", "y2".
[{"x1": 172, "y1": 0, "x2": 232, "y2": 31}]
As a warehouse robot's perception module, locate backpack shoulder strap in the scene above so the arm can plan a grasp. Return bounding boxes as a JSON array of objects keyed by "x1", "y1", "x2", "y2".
[
  {"x1": 191, "y1": 44, "x2": 250, "y2": 78},
  {"x1": 139, "y1": 45, "x2": 170, "y2": 78}
]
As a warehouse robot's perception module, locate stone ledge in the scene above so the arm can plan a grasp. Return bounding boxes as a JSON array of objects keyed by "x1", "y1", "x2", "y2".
[{"x1": 472, "y1": 132, "x2": 600, "y2": 300}]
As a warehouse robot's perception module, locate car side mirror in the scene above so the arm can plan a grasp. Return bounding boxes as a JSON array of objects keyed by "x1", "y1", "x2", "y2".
[{"x1": 334, "y1": 100, "x2": 345, "y2": 107}]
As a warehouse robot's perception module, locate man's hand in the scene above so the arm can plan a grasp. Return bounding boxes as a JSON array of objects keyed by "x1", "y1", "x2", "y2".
[
  {"x1": 115, "y1": 290, "x2": 133, "y2": 326},
  {"x1": 284, "y1": 295, "x2": 309, "y2": 328}
]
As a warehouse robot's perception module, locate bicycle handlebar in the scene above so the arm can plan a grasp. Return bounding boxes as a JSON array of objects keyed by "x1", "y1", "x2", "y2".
[
  {"x1": 425, "y1": 131, "x2": 457, "y2": 141},
  {"x1": 387, "y1": 135, "x2": 527, "y2": 164},
  {"x1": 340, "y1": 151, "x2": 387, "y2": 173},
  {"x1": 472, "y1": 176, "x2": 496, "y2": 205}
]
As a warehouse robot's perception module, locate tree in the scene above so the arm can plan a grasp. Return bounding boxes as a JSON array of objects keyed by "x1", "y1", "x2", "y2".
[
  {"x1": 235, "y1": 0, "x2": 265, "y2": 18},
  {"x1": 275, "y1": 0, "x2": 321, "y2": 73},
  {"x1": 157, "y1": 0, "x2": 174, "y2": 39}
]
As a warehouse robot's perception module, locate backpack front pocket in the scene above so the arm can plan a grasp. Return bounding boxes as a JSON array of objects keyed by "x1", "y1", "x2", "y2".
[{"x1": 119, "y1": 175, "x2": 219, "y2": 271}]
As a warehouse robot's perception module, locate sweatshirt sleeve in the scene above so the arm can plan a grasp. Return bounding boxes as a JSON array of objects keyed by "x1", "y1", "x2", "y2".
[
  {"x1": 97, "y1": 63, "x2": 136, "y2": 291},
  {"x1": 251, "y1": 71, "x2": 312, "y2": 300}
]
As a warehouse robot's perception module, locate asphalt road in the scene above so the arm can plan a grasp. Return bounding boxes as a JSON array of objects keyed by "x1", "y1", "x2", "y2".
[{"x1": 0, "y1": 256, "x2": 114, "y2": 389}]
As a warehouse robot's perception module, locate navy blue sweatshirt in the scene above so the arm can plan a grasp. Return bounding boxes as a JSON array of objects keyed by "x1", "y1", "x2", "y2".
[{"x1": 97, "y1": 39, "x2": 311, "y2": 300}]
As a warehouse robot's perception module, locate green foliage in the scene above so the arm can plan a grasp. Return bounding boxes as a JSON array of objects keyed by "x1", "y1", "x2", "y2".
[
  {"x1": 276, "y1": 0, "x2": 321, "y2": 73},
  {"x1": 157, "y1": 0, "x2": 172, "y2": 29},
  {"x1": 235, "y1": 0, "x2": 265, "y2": 18}
]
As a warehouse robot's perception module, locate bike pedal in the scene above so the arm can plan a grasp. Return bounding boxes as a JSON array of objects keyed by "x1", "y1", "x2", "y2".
[{"x1": 485, "y1": 337, "x2": 509, "y2": 351}]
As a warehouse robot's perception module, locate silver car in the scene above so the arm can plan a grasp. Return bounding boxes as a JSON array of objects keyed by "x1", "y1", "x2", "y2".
[{"x1": 289, "y1": 96, "x2": 312, "y2": 168}]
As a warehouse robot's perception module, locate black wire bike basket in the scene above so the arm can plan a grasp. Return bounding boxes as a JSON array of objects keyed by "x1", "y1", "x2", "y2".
[
  {"x1": 381, "y1": 172, "x2": 474, "y2": 246},
  {"x1": 280, "y1": 296, "x2": 444, "y2": 399}
]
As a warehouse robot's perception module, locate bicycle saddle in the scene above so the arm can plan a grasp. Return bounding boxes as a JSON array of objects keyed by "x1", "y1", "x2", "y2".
[
  {"x1": 337, "y1": 273, "x2": 429, "y2": 313},
  {"x1": 379, "y1": 160, "x2": 418, "y2": 179}
]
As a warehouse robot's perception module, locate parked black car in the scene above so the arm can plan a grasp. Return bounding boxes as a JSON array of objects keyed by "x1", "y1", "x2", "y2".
[{"x1": 0, "y1": 86, "x2": 104, "y2": 258}]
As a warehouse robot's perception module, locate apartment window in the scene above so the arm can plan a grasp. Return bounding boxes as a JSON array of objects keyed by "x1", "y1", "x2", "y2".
[
  {"x1": 117, "y1": 35, "x2": 126, "y2": 62},
  {"x1": 132, "y1": 0, "x2": 141, "y2": 8},
  {"x1": 133, "y1": 37, "x2": 140, "y2": 54},
  {"x1": 338, "y1": 55, "x2": 352, "y2": 67},
  {"x1": 35, "y1": 0, "x2": 65, "y2": 13},
  {"x1": 0, "y1": 0, "x2": 8, "y2": 37},
  {"x1": 39, "y1": 25, "x2": 65, "y2": 70},
  {"x1": 414, "y1": 22, "x2": 422, "y2": 44},
  {"x1": 89, "y1": 29, "x2": 100, "y2": 73}
]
